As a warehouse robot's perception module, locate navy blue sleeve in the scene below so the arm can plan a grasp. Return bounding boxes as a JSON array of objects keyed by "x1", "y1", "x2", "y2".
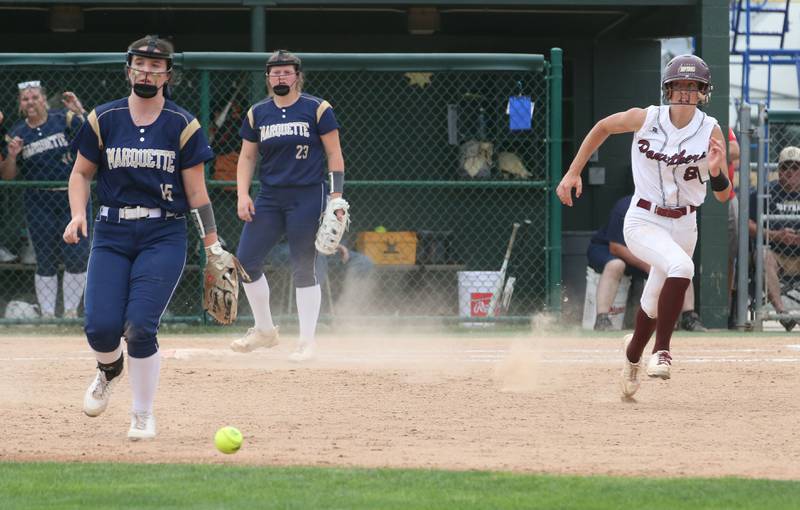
[
  {"x1": 749, "y1": 187, "x2": 758, "y2": 222},
  {"x1": 71, "y1": 115, "x2": 101, "y2": 164},
  {"x1": 239, "y1": 106, "x2": 259, "y2": 143},
  {"x1": 180, "y1": 120, "x2": 215, "y2": 170},
  {"x1": 606, "y1": 197, "x2": 631, "y2": 246},
  {"x1": 317, "y1": 106, "x2": 340, "y2": 135}
]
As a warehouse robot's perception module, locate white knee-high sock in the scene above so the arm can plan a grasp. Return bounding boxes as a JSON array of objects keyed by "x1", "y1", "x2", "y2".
[
  {"x1": 34, "y1": 274, "x2": 58, "y2": 316},
  {"x1": 94, "y1": 343, "x2": 123, "y2": 364},
  {"x1": 296, "y1": 284, "x2": 321, "y2": 345},
  {"x1": 128, "y1": 352, "x2": 161, "y2": 414},
  {"x1": 242, "y1": 274, "x2": 274, "y2": 331},
  {"x1": 62, "y1": 271, "x2": 87, "y2": 313}
]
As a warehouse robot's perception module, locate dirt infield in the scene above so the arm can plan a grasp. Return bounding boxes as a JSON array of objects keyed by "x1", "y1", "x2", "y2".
[{"x1": 1, "y1": 328, "x2": 799, "y2": 480}]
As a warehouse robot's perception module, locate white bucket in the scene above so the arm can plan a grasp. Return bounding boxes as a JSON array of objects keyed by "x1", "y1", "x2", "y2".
[
  {"x1": 582, "y1": 266, "x2": 630, "y2": 330},
  {"x1": 457, "y1": 271, "x2": 502, "y2": 320}
]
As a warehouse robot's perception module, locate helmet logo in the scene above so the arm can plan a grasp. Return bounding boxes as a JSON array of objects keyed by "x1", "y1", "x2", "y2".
[{"x1": 678, "y1": 64, "x2": 696, "y2": 73}]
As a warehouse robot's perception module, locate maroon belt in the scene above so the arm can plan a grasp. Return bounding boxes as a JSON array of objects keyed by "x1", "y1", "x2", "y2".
[{"x1": 636, "y1": 199, "x2": 697, "y2": 219}]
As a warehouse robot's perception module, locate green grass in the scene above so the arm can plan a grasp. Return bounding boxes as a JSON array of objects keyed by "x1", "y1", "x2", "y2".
[{"x1": 1, "y1": 462, "x2": 798, "y2": 510}]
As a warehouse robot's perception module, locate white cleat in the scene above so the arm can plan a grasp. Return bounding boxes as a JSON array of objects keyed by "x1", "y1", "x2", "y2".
[
  {"x1": 127, "y1": 411, "x2": 156, "y2": 441},
  {"x1": 230, "y1": 326, "x2": 279, "y2": 353},
  {"x1": 620, "y1": 334, "x2": 642, "y2": 398},
  {"x1": 288, "y1": 343, "x2": 316, "y2": 363},
  {"x1": 83, "y1": 368, "x2": 122, "y2": 417},
  {"x1": 647, "y1": 350, "x2": 672, "y2": 380}
]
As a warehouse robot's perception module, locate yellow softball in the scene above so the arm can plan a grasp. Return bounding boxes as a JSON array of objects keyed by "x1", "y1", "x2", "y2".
[{"x1": 214, "y1": 426, "x2": 243, "y2": 454}]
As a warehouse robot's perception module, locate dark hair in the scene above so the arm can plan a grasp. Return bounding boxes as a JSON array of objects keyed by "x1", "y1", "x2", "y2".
[
  {"x1": 126, "y1": 35, "x2": 176, "y2": 92},
  {"x1": 127, "y1": 35, "x2": 174, "y2": 59}
]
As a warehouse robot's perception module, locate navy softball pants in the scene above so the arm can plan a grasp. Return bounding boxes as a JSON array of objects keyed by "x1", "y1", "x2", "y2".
[
  {"x1": 84, "y1": 211, "x2": 186, "y2": 358},
  {"x1": 237, "y1": 183, "x2": 326, "y2": 287}
]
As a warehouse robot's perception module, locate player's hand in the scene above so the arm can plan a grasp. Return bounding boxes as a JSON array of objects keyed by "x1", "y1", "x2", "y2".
[
  {"x1": 237, "y1": 194, "x2": 255, "y2": 222},
  {"x1": 707, "y1": 136, "x2": 725, "y2": 175},
  {"x1": 556, "y1": 172, "x2": 582, "y2": 207},
  {"x1": 63, "y1": 215, "x2": 87, "y2": 244},
  {"x1": 61, "y1": 92, "x2": 85, "y2": 116},
  {"x1": 6, "y1": 137, "x2": 23, "y2": 158},
  {"x1": 330, "y1": 192, "x2": 346, "y2": 220}
]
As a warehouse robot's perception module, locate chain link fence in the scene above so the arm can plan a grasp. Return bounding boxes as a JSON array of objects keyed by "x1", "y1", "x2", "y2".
[
  {"x1": 0, "y1": 52, "x2": 560, "y2": 325},
  {"x1": 749, "y1": 108, "x2": 800, "y2": 330}
]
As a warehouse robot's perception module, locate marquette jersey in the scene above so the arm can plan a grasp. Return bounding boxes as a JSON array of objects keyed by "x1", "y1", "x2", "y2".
[
  {"x1": 240, "y1": 93, "x2": 339, "y2": 187},
  {"x1": 72, "y1": 98, "x2": 214, "y2": 213},
  {"x1": 631, "y1": 105, "x2": 717, "y2": 208},
  {"x1": 3, "y1": 109, "x2": 82, "y2": 181}
]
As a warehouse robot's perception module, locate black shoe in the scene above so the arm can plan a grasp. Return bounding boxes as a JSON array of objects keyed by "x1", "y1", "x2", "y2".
[
  {"x1": 680, "y1": 311, "x2": 707, "y2": 332},
  {"x1": 594, "y1": 313, "x2": 613, "y2": 331},
  {"x1": 779, "y1": 318, "x2": 796, "y2": 332}
]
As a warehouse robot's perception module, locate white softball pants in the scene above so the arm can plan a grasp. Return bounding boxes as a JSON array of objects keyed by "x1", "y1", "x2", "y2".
[{"x1": 623, "y1": 200, "x2": 697, "y2": 318}]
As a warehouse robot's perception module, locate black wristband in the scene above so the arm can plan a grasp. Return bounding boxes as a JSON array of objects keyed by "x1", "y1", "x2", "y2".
[
  {"x1": 710, "y1": 171, "x2": 730, "y2": 192},
  {"x1": 190, "y1": 202, "x2": 217, "y2": 238},
  {"x1": 329, "y1": 171, "x2": 344, "y2": 194}
]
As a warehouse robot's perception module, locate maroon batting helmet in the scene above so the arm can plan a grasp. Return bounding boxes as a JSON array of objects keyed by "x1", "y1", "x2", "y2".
[{"x1": 661, "y1": 54, "x2": 712, "y2": 105}]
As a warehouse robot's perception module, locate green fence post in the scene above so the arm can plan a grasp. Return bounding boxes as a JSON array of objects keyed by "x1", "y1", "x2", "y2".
[
  {"x1": 200, "y1": 70, "x2": 211, "y2": 177},
  {"x1": 548, "y1": 47, "x2": 563, "y2": 313},
  {"x1": 198, "y1": 69, "x2": 212, "y2": 325}
]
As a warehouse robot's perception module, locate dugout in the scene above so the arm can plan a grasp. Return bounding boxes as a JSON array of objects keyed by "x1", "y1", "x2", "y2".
[{"x1": 0, "y1": 0, "x2": 730, "y2": 326}]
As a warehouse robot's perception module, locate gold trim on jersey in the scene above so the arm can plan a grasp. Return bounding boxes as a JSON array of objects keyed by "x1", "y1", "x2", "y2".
[
  {"x1": 87, "y1": 110, "x2": 103, "y2": 149},
  {"x1": 316, "y1": 100, "x2": 331, "y2": 124},
  {"x1": 247, "y1": 107, "x2": 255, "y2": 130},
  {"x1": 180, "y1": 118, "x2": 201, "y2": 150}
]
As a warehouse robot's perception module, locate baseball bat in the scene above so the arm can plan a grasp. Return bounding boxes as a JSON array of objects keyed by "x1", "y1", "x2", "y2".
[
  {"x1": 499, "y1": 276, "x2": 516, "y2": 315},
  {"x1": 486, "y1": 222, "x2": 520, "y2": 317}
]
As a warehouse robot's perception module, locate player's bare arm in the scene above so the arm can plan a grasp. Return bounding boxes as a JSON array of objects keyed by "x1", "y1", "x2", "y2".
[
  {"x1": 609, "y1": 241, "x2": 650, "y2": 274},
  {"x1": 556, "y1": 107, "x2": 647, "y2": 206},
  {"x1": 183, "y1": 163, "x2": 219, "y2": 247},
  {"x1": 236, "y1": 140, "x2": 258, "y2": 222},
  {"x1": 708, "y1": 126, "x2": 730, "y2": 203},
  {"x1": 321, "y1": 129, "x2": 344, "y2": 193},
  {"x1": 63, "y1": 152, "x2": 97, "y2": 244},
  {"x1": 321, "y1": 128, "x2": 346, "y2": 219}
]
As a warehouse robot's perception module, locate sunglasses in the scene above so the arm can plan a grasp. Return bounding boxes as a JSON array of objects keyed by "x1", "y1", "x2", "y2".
[{"x1": 17, "y1": 80, "x2": 41, "y2": 90}]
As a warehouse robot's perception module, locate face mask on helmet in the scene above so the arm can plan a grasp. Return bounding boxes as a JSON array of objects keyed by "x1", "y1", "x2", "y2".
[
  {"x1": 132, "y1": 78, "x2": 160, "y2": 99},
  {"x1": 126, "y1": 36, "x2": 173, "y2": 99},
  {"x1": 661, "y1": 54, "x2": 712, "y2": 106},
  {"x1": 266, "y1": 50, "x2": 302, "y2": 97},
  {"x1": 664, "y1": 81, "x2": 710, "y2": 106},
  {"x1": 272, "y1": 83, "x2": 292, "y2": 96}
]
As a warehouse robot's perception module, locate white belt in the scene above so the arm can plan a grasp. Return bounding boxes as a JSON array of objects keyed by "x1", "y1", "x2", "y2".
[{"x1": 100, "y1": 205, "x2": 175, "y2": 220}]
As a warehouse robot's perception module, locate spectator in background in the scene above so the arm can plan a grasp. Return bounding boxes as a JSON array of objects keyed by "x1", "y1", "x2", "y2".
[
  {"x1": 588, "y1": 195, "x2": 706, "y2": 332},
  {"x1": 0, "y1": 109, "x2": 19, "y2": 263},
  {"x1": 0, "y1": 82, "x2": 89, "y2": 318},
  {"x1": 749, "y1": 146, "x2": 800, "y2": 332}
]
